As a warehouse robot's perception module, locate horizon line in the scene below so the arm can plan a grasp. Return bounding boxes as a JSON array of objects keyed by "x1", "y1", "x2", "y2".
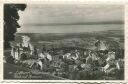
[{"x1": 21, "y1": 21, "x2": 124, "y2": 26}]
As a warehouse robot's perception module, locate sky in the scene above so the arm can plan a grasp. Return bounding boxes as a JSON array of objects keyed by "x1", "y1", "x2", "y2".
[{"x1": 18, "y1": 4, "x2": 124, "y2": 33}]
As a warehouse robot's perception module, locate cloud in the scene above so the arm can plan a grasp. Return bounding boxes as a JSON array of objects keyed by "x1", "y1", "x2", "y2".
[
  {"x1": 18, "y1": 4, "x2": 124, "y2": 33},
  {"x1": 19, "y1": 4, "x2": 124, "y2": 24}
]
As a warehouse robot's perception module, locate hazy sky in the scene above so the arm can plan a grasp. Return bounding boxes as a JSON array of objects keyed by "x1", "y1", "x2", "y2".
[{"x1": 18, "y1": 4, "x2": 124, "y2": 33}]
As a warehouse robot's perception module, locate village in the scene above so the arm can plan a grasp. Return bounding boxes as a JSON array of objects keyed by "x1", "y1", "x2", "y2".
[{"x1": 4, "y1": 35, "x2": 124, "y2": 80}]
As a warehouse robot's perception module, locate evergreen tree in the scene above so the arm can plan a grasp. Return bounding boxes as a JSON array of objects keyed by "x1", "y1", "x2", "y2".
[{"x1": 4, "y1": 4, "x2": 26, "y2": 49}]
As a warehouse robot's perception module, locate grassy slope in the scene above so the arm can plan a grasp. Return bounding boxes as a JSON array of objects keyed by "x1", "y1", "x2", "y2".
[{"x1": 4, "y1": 63, "x2": 67, "y2": 80}]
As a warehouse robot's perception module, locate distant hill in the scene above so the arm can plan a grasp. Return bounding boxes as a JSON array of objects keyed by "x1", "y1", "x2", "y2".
[
  {"x1": 15, "y1": 30, "x2": 124, "y2": 42},
  {"x1": 14, "y1": 30, "x2": 124, "y2": 50}
]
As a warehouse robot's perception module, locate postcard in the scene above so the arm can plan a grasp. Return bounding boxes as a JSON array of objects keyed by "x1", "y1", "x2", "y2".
[{"x1": 0, "y1": 0, "x2": 127, "y2": 83}]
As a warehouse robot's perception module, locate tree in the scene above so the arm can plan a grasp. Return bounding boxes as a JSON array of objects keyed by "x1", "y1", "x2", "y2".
[{"x1": 4, "y1": 4, "x2": 27, "y2": 49}]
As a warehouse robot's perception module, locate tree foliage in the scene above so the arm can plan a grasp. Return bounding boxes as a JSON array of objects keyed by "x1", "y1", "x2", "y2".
[{"x1": 4, "y1": 4, "x2": 26, "y2": 49}]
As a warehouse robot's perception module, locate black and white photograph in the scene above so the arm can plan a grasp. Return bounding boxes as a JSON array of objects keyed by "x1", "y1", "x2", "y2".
[{"x1": 3, "y1": 3, "x2": 124, "y2": 80}]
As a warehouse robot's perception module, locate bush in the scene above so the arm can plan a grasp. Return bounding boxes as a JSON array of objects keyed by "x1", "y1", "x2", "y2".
[
  {"x1": 20, "y1": 53, "x2": 27, "y2": 60},
  {"x1": 5, "y1": 55, "x2": 15, "y2": 64}
]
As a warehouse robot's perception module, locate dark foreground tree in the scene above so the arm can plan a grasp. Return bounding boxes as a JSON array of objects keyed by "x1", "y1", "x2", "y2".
[{"x1": 4, "y1": 4, "x2": 26, "y2": 49}]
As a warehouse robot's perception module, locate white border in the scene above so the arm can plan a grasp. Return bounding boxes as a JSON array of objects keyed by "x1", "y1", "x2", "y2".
[{"x1": 0, "y1": 0, "x2": 127, "y2": 83}]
